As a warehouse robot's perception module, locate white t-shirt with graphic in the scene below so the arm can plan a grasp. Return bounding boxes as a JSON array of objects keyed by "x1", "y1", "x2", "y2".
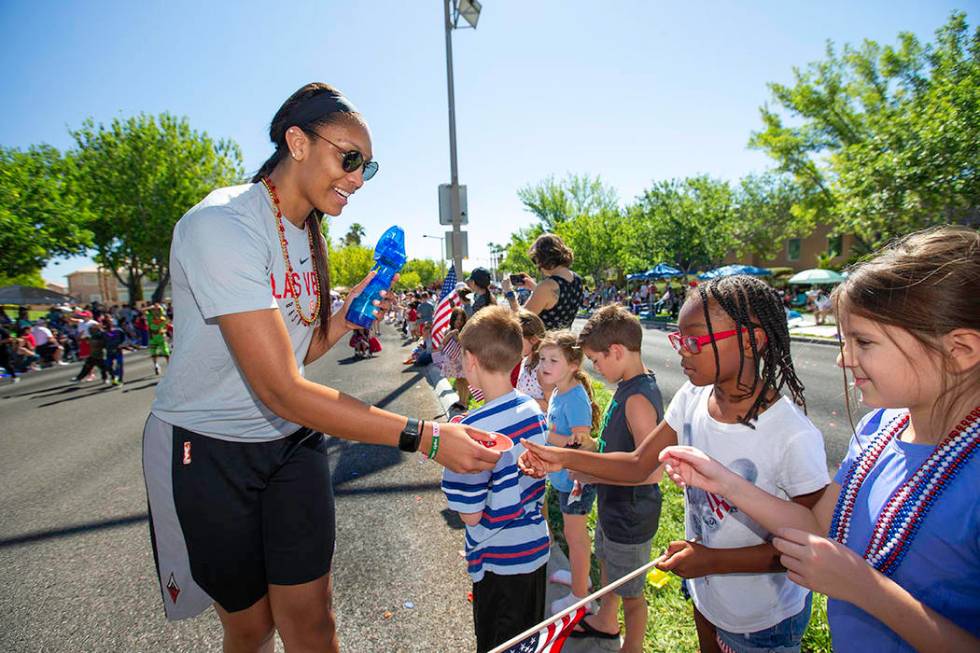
[
  {"x1": 664, "y1": 381, "x2": 829, "y2": 633},
  {"x1": 152, "y1": 182, "x2": 320, "y2": 440}
]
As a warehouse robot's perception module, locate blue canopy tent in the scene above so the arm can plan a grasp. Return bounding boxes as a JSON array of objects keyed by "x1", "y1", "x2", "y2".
[
  {"x1": 697, "y1": 264, "x2": 771, "y2": 280},
  {"x1": 626, "y1": 272, "x2": 647, "y2": 281},
  {"x1": 644, "y1": 263, "x2": 683, "y2": 280}
]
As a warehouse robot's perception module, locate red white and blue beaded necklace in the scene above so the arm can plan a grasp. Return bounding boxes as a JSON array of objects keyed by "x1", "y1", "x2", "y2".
[{"x1": 829, "y1": 406, "x2": 980, "y2": 577}]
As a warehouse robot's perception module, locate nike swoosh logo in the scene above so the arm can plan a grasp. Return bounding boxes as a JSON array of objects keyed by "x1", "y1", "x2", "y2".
[{"x1": 300, "y1": 257, "x2": 310, "y2": 265}]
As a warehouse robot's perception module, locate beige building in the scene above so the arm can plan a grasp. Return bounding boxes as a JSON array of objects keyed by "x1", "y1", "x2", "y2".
[
  {"x1": 725, "y1": 224, "x2": 856, "y2": 272},
  {"x1": 67, "y1": 268, "x2": 120, "y2": 304},
  {"x1": 66, "y1": 268, "x2": 171, "y2": 305},
  {"x1": 44, "y1": 281, "x2": 68, "y2": 296}
]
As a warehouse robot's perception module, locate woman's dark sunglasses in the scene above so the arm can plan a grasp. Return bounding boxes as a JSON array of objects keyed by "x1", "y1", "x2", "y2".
[{"x1": 309, "y1": 131, "x2": 378, "y2": 181}]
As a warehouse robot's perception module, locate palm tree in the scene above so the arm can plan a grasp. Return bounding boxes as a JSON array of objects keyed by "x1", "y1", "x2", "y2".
[{"x1": 343, "y1": 223, "x2": 366, "y2": 247}]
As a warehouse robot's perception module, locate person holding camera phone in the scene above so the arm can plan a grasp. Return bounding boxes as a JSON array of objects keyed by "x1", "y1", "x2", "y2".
[{"x1": 502, "y1": 233, "x2": 584, "y2": 331}]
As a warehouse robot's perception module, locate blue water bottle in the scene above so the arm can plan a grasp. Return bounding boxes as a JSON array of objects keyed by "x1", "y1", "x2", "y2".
[{"x1": 345, "y1": 225, "x2": 407, "y2": 329}]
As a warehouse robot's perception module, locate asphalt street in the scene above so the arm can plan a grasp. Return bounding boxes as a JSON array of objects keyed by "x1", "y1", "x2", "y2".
[
  {"x1": 571, "y1": 318, "x2": 868, "y2": 472},
  {"x1": 0, "y1": 327, "x2": 475, "y2": 653}
]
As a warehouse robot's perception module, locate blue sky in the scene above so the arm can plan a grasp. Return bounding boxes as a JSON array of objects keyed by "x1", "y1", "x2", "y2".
[{"x1": 0, "y1": 1, "x2": 973, "y2": 284}]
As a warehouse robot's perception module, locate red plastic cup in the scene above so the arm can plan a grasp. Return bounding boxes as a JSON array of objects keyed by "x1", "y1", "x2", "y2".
[{"x1": 475, "y1": 433, "x2": 514, "y2": 452}]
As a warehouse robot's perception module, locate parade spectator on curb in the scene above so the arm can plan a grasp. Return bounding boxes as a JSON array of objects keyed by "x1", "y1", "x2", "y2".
[
  {"x1": 568, "y1": 305, "x2": 664, "y2": 651},
  {"x1": 503, "y1": 233, "x2": 584, "y2": 331},
  {"x1": 437, "y1": 307, "x2": 469, "y2": 410},
  {"x1": 514, "y1": 310, "x2": 547, "y2": 411},
  {"x1": 14, "y1": 326, "x2": 40, "y2": 371},
  {"x1": 32, "y1": 318, "x2": 66, "y2": 365},
  {"x1": 813, "y1": 289, "x2": 833, "y2": 325},
  {"x1": 441, "y1": 307, "x2": 550, "y2": 653},
  {"x1": 465, "y1": 266, "x2": 494, "y2": 314},
  {"x1": 142, "y1": 82, "x2": 500, "y2": 653},
  {"x1": 0, "y1": 323, "x2": 18, "y2": 382}
]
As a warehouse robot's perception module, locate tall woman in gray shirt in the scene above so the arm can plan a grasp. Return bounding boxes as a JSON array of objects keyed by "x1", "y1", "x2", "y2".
[{"x1": 144, "y1": 83, "x2": 499, "y2": 653}]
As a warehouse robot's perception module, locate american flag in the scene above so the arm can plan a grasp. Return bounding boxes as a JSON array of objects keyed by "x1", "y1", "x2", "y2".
[
  {"x1": 495, "y1": 606, "x2": 586, "y2": 653},
  {"x1": 430, "y1": 265, "x2": 460, "y2": 349}
]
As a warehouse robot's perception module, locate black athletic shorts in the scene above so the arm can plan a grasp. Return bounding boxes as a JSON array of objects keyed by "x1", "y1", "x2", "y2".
[{"x1": 142, "y1": 413, "x2": 336, "y2": 620}]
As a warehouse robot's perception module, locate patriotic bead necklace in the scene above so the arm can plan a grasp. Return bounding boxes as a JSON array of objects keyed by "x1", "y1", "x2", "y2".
[
  {"x1": 260, "y1": 176, "x2": 320, "y2": 327},
  {"x1": 829, "y1": 406, "x2": 980, "y2": 577}
]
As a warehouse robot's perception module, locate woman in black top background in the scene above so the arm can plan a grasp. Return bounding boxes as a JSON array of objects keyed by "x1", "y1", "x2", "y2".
[{"x1": 503, "y1": 233, "x2": 584, "y2": 331}]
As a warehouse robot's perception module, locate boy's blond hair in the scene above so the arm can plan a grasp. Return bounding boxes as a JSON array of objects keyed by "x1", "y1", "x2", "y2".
[
  {"x1": 578, "y1": 304, "x2": 643, "y2": 352},
  {"x1": 460, "y1": 306, "x2": 523, "y2": 373}
]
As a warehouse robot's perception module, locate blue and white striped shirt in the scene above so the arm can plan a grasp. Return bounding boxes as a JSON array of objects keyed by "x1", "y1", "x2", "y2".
[{"x1": 442, "y1": 390, "x2": 551, "y2": 582}]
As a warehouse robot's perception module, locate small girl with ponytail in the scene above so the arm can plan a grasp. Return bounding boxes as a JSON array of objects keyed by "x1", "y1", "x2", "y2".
[
  {"x1": 536, "y1": 329, "x2": 602, "y2": 615},
  {"x1": 658, "y1": 226, "x2": 980, "y2": 652}
]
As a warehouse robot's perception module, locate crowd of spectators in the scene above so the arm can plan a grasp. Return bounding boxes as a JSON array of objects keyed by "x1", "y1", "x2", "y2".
[{"x1": 0, "y1": 300, "x2": 173, "y2": 384}]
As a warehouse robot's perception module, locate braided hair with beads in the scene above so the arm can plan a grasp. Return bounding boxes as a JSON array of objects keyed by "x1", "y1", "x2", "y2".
[{"x1": 694, "y1": 275, "x2": 806, "y2": 427}]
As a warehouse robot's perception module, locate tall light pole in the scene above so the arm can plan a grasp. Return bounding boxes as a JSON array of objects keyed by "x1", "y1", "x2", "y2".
[
  {"x1": 443, "y1": 0, "x2": 481, "y2": 276},
  {"x1": 423, "y1": 233, "x2": 446, "y2": 273}
]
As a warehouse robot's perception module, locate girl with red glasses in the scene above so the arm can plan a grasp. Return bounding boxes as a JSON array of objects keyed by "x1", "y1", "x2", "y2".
[{"x1": 521, "y1": 275, "x2": 827, "y2": 653}]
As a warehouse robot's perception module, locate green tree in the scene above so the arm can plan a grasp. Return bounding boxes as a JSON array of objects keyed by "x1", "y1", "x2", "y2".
[
  {"x1": 329, "y1": 244, "x2": 374, "y2": 288},
  {"x1": 497, "y1": 225, "x2": 543, "y2": 274},
  {"x1": 732, "y1": 172, "x2": 809, "y2": 260},
  {"x1": 517, "y1": 174, "x2": 619, "y2": 231},
  {"x1": 401, "y1": 258, "x2": 445, "y2": 288},
  {"x1": 627, "y1": 176, "x2": 737, "y2": 274},
  {"x1": 0, "y1": 144, "x2": 92, "y2": 278},
  {"x1": 555, "y1": 208, "x2": 627, "y2": 285},
  {"x1": 751, "y1": 12, "x2": 979, "y2": 249},
  {"x1": 342, "y1": 222, "x2": 366, "y2": 247},
  {"x1": 393, "y1": 271, "x2": 422, "y2": 291},
  {"x1": 71, "y1": 113, "x2": 243, "y2": 303}
]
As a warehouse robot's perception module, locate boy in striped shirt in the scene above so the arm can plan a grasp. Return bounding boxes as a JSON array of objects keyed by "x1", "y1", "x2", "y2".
[{"x1": 442, "y1": 307, "x2": 551, "y2": 653}]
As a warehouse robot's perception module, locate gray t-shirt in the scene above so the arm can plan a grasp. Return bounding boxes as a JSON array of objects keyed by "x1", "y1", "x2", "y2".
[
  {"x1": 595, "y1": 372, "x2": 665, "y2": 544},
  {"x1": 151, "y1": 183, "x2": 319, "y2": 440}
]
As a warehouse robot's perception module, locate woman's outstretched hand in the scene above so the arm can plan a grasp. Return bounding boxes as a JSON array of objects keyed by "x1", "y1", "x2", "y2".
[
  {"x1": 658, "y1": 445, "x2": 734, "y2": 496},
  {"x1": 436, "y1": 422, "x2": 501, "y2": 474},
  {"x1": 773, "y1": 528, "x2": 872, "y2": 605},
  {"x1": 517, "y1": 439, "x2": 565, "y2": 477}
]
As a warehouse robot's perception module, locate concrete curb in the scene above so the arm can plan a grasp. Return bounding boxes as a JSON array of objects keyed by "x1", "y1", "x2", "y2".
[{"x1": 421, "y1": 363, "x2": 466, "y2": 420}]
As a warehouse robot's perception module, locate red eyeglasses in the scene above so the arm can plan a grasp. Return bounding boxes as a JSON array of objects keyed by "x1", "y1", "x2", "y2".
[{"x1": 667, "y1": 327, "x2": 751, "y2": 355}]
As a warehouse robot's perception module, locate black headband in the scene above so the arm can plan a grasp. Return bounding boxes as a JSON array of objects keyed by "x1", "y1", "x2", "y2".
[{"x1": 286, "y1": 92, "x2": 359, "y2": 129}]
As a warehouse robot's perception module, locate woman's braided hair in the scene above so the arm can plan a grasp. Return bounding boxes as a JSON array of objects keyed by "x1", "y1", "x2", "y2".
[{"x1": 695, "y1": 275, "x2": 805, "y2": 426}]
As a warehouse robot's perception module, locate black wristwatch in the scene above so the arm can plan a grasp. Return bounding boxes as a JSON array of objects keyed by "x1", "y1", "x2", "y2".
[{"x1": 398, "y1": 417, "x2": 423, "y2": 452}]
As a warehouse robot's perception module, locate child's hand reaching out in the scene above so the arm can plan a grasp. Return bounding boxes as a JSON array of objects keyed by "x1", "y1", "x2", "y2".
[
  {"x1": 518, "y1": 439, "x2": 565, "y2": 476},
  {"x1": 659, "y1": 445, "x2": 737, "y2": 496}
]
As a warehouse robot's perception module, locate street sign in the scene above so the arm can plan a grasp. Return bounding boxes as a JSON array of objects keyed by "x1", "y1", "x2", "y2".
[
  {"x1": 445, "y1": 230, "x2": 468, "y2": 261},
  {"x1": 438, "y1": 184, "x2": 468, "y2": 225}
]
